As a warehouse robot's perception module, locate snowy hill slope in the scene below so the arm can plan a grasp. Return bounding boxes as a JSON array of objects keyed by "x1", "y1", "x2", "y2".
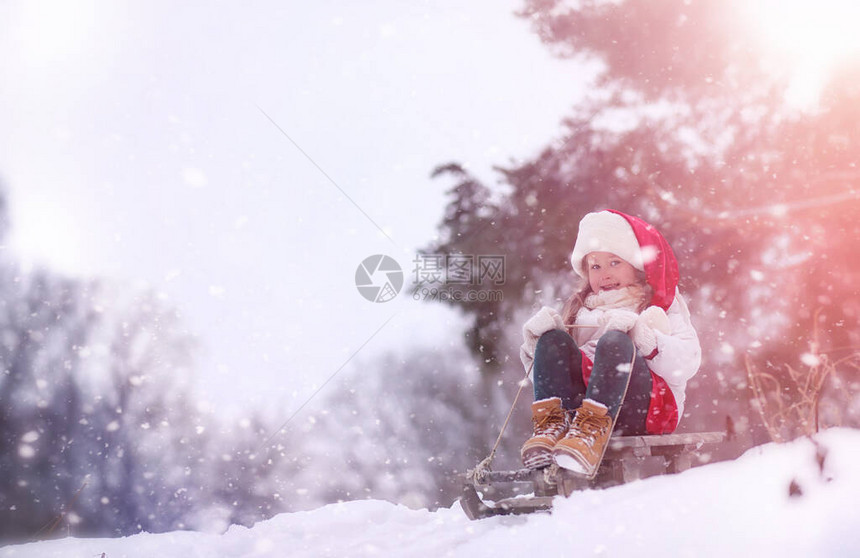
[{"x1": 2, "y1": 429, "x2": 859, "y2": 558}]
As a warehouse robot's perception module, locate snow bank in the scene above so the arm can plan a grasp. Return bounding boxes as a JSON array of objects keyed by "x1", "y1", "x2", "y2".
[{"x1": 3, "y1": 428, "x2": 860, "y2": 558}]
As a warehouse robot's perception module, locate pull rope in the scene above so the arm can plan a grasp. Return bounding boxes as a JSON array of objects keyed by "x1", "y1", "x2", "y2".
[{"x1": 467, "y1": 361, "x2": 533, "y2": 485}]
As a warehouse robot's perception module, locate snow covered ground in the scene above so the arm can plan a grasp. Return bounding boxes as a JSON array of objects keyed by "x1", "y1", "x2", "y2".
[{"x1": 3, "y1": 428, "x2": 859, "y2": 558}]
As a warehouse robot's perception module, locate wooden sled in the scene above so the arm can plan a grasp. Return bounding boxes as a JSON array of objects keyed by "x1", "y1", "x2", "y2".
[{"x1": 460, "y1": 431, "x2": 726, "y2": 520}]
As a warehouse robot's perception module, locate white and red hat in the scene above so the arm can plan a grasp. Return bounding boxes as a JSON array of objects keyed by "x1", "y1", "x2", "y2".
[
  {"x1": 570, "y1": 210, "x2": 645, "y2": 276},
  {"x1": 570, "y1": 209, "x2": 679, "y2": 311}
]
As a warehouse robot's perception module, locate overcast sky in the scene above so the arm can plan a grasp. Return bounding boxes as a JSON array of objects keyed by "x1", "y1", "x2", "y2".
[{"x1": 0, "y1": 1, "x2": 591, "y2": 418}]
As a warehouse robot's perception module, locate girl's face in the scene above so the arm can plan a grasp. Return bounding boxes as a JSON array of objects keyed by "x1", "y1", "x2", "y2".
[{"x1": 585, "y1": 251, "x2": 639, "y2": 293}]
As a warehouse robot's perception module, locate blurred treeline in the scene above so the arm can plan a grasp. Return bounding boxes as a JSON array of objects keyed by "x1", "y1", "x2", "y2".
[
  {"x1": 3, "y1": 0, "x2": 860, "y2": 544},
  {"x1": 0, "y1": 186, "x2": 282, "y2": 540},
  {"x1": 0, "y1": 180, "x2": 484, "y2": 542}
]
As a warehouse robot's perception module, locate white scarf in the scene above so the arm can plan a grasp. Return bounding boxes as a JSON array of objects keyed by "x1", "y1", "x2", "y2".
[{"x1": 583, "y1": 285, "x2": 648, "y2": 312}]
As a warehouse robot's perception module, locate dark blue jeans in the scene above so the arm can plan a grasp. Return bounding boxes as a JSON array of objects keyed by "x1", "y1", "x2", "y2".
[{"x1": 532, "y1": 329, "x2": 652, "y2": 435}]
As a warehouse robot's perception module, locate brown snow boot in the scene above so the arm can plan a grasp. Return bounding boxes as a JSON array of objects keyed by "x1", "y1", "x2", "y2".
[
  {"x1": 553, "y1": 399, "x2": 613, "y2": 478},
  {"x1": 520, "y1": 397, "x2": 570, "y2": 469}
]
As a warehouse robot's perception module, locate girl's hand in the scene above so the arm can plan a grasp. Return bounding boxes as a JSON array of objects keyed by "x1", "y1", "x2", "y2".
[
  {"x1": 631, "y1": 306, "x2": 671, "y2": 355},
  {"x1": 598, "y1": 309, "x2": 638, "y2": 333},
  {"x1": 522, "y1": 306, "x2": 565, "y2": 342},
  {"x1": 520, "y1": 307, "x2": 565, "y2": 373}
]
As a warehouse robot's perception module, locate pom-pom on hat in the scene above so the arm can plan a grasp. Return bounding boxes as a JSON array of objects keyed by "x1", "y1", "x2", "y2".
[{"x1": 570, "y1": 210, "x2": 644, "y2": 277}]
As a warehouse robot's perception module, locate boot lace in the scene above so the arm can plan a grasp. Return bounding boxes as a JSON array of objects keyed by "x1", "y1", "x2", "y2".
[
  {"x1": 533, "y1": 406, "x2": 568, "y2": 436},
  {"x1": 569, "y1": 408, "x2": 611, "y2": 445}
]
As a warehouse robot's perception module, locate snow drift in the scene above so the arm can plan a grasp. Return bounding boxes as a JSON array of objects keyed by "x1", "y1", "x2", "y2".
[{"x1": 3, "y1": 428, "x2": 859, "y2": 557}]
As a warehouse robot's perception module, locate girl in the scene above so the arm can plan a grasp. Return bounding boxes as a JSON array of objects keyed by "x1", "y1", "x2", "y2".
[{"x1": 519, "y1": 210, "x2": 700, "y2": 477}]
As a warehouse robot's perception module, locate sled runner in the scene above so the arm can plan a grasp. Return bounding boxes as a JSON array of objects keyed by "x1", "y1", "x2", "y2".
[{"x1": 460, "y1": 431, "x2": 726, "y2": 520}]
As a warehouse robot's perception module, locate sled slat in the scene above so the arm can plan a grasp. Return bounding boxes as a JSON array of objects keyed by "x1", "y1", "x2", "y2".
[
  {"x1": 482, "y1": 469, "x2": 539, "y2": 483},
  {"x1": 607, "y1": 432, "x2": 725, "y2": 451},
  {"x1": 495, "y1": 496, "x2": 554, "y2": 513},
  {"x1": 459, "y1": 485, "x2": 553, "y2": 519}
]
